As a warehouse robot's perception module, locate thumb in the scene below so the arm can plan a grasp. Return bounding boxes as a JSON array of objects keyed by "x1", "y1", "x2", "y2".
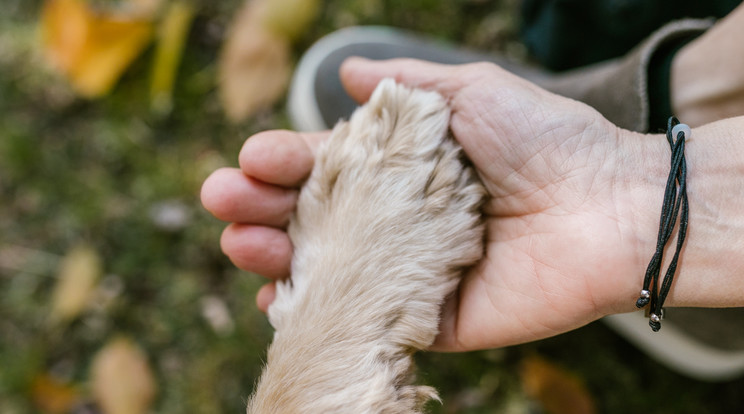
[{"x1": 339, "y1": 57, "x2": 469, "y2": 103}]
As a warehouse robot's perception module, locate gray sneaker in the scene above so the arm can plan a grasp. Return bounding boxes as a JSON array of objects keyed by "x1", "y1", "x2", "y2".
[
  {"x1": 287, "y1": 26, "x2": 546, "y2": 132},
  {"x1": 286, "y1": 25, "x2": 744, "y2": 381},
  {"x1": 605, "y1": 309, "x2": 744, "y2": 381}
]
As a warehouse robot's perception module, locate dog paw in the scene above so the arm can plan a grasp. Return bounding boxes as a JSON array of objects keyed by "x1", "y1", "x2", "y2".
[
  {"x1": 253, "y1": 79, "x2": 486, "y2": 414},
  {"x1": 273, "y1": 78, "x2": 486, "y2": 340}
]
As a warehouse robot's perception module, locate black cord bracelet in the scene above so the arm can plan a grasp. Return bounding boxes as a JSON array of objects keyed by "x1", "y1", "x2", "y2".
[{"x1": 635, "y1": 117, "x2": 690, "y2": 332}]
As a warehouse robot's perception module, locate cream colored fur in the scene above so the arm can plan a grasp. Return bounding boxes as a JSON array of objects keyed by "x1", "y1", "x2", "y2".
[{"x1": 247, "y1": 79, "x2": 486, "y2": 414}]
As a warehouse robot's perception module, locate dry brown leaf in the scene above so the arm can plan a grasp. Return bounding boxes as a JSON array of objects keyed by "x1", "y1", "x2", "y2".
[
  {"x1": 130, "y1": 0, "x2": 166, "y2": 17},
  {"x1": 41, "y1": 0, "x2": 154, "y2": 97},
  {"x1": 217, "y1": 0, "x2": 293, "y2": 122},
  {"x1": 520, "y1": 355, "x2": 596, "y2": 414},
  {"x1": 50, "y1": 244, "x2": 102, "y2": 323},
  {"x1": 31, "y1": 374, "x2": 82, "y2": 414},
  {"x1": 91, "y1": 337, "x2": 157, "y2": 414}
]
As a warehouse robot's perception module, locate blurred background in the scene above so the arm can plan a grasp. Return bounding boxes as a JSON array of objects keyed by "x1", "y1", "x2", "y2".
[{"x1": 1, "y1": 0, "x2": 743, "y2": 413}]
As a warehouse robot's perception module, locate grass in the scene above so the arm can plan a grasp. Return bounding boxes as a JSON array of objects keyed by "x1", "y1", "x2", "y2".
[{"x1": 1, "y1": 1, "x2": 743, "y2": 413}]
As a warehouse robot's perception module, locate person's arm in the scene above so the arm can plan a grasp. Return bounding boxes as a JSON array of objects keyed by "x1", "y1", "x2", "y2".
[
  {"x1": 202, "y1": 58, "x2": 744, "y2": 352},
  {"x1": 671, "y1": 3, "x2": 744, "y2": 126},
  {"x1": 341, "y1": 58, "x2": 744, "y2": 350},
  {"x1": 622, "y1": 116, "x2": 744, "y2": 310}
]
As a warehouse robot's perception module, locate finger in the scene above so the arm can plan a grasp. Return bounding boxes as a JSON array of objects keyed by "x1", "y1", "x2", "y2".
[
  {"x1": 256, "y1": 282, "x2": 276, "y2": 313},
  {"x1": 339, "y1": 57, "x2": 476, "y2": 104},
  {"x1": 220, "y1": 223, "x2": 292, "y2": 279},
  {"x1": 201, "y1": 167, "x2": 297, "y2": 227},
  {"x1": 239, "y1": 129, "x2": 329, "y2": 188},
  {"x1": 340, "y1": 57, "x2": 538, "y2": 191}
]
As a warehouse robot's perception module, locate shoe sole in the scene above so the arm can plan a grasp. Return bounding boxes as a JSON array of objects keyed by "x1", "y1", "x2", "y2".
[{"x1": 604, "y1": 311, "x2": 744, "y2": 381}]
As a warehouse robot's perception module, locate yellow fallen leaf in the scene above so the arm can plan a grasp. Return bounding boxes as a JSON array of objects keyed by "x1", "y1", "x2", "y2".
[
  {"x1": 41, "y1": 0, "x2": 154, "y2": 97},
  {"x1": 50, "y1": 244, "x2": 102, "y2": 323},
  {"x1": 91, "y1": 337, "x2": 156, "y2": 414},
  {"x1": 150, "y1": 0, "x2": 195, "y2": 114},
  {"x1": 520, "y1": 355, "x2": 596, "y2": 414},
  {"x1": 258, "y1": 0, "x2": 320, "y2": 41},
  {"x1": 218, "y1": 0, "x2": 292, "y2": 122},
  {"x1": 41, "y1": 0, "x2": 88, "y2": 73},
  {"x1": 31, "y1": 374, "x2": 82, "y2": 414}
]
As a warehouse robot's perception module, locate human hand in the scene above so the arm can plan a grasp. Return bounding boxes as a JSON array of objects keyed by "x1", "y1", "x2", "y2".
[
  {"x1": 200, "y1": 129, "x2": 327, "y2": 311},
  {"x1": 201, "y1": 58, "x2": 661, "y2": 351}
]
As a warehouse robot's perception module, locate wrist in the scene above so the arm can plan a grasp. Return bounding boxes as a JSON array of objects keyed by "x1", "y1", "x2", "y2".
[
  {"x1": 616, "y1": 117, "x2": 744, "y2": 311},
  {"x1": 603, "y1": 127, "x2": 670, "y2": 314}
]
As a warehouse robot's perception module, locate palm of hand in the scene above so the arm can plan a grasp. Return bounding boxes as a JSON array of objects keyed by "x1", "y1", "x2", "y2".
[{"x1": 433, "y1": 69, "x2": 639, "y2": 350}]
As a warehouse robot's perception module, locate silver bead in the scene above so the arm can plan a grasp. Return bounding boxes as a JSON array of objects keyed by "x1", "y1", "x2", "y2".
[
  {"x1": 650, "y1": 313, "x2": 661, "y2": 323},
  {"x1": 640, "y1": 289, "x2": 650, "y2": 299}
]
